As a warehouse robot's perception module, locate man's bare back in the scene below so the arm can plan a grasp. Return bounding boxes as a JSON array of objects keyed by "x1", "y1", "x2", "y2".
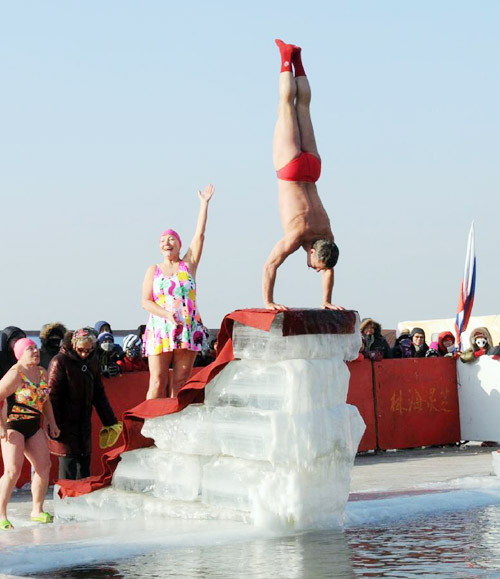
[{"x1": 278, "y1": 180, "x2": 333, "y2": 251}]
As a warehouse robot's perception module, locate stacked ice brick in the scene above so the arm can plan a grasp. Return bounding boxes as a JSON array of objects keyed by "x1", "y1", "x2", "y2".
[{"x1": 55, "y1": 311, "x2": 365, "y2": 530}]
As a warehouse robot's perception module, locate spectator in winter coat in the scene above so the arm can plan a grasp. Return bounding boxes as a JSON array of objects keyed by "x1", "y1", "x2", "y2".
[
  {"x1": 0, "y1": 326, "x2": 26, "y2": 379},
  {"x1": 39, "y1": 322, "x2": 67, "y2": 369},
  {"x1": 393, "y1": 328, "x2": 428, "y2": 358},
  {"x1": 426, "y1": 331, "x2": 458, "y2": 358},
  {"x1": 117, "y1": 334, "x2": 148, "y2": 373},
  {"x1": 94, "y1": 320, "x2": 123, "y2": 355},
  {"x1": 48, "y1": 328, "x2": 122, "y2": 480},
  {"x1": 94, "y1": 320, "x2": 112, "y2": 336},
  {"x1": 392, "y1": 329, "x2": 412, "y2": 358},
  {"x1": 96, "y1": 332, "x2": 122, "y2": 378},
  {"x1": 359, "y1": 319, "x2": 392, "y2": 361},
  {"x1": 460, "y1": 327, "x2": 500, "y2": 363}
]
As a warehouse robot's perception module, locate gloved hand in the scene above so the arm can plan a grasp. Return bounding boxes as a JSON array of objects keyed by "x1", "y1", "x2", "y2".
[{"x1": 99, "y1": 422, "x2": 123, "y2": 449}]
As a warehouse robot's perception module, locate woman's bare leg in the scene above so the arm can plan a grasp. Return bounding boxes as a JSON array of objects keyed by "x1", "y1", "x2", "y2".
[
  {"x1": 0, "y1": 431, "x2": 24, "y2": 521},
  {"x1": 295, "y1": 74, "x2": 320, "y2": 159},
  {"x1": 24, "y1": 429, "x2": 51, "y2": 517},
  {"x1": 273, "y1": 62, "x2": 302, "y2": 170},
  {"x1": 171, "y1": 350, "x2": 197, "y2": 398},
  {"x1": 146, "y1": 352, "x2": 173, "y2": 399}
]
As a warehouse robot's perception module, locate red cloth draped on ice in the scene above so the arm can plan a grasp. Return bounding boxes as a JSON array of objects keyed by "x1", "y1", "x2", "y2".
[{"x1": 57, "y1": 308, "x2": 356, "y2": 498}]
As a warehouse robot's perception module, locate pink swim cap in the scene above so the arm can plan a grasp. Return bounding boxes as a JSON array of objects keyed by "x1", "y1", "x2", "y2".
[
  {"x1": 13, "y1": 338, "x2": 37, "y2": 360},
  {"x1": 159, "y1": 229, "x2": 182, "y2": 248}
]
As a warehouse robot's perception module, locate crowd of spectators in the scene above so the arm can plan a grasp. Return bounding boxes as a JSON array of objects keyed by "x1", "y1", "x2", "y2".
[{"x1": 356, "y1": 318, "x2": 500, "y2": 363}]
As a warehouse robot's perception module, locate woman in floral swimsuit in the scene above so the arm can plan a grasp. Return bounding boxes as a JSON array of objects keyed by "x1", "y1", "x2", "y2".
[
  {"x1": 0, "y1": 339, "x2": 60, "y2": 530},
  {"x1": 142, "y1": 184, "x2": 214, "y2": 399}
]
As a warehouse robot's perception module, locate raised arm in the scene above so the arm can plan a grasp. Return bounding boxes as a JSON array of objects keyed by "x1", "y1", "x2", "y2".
[
  {"x1": 263, "y1": 235, "x2": 302, "y2": 310},
  {"x1": 321, "y1": 268, "x2": 344, "y2": 310},
  {"x1": 183, "y1": 184, "x2": 215, "y2": 275}
]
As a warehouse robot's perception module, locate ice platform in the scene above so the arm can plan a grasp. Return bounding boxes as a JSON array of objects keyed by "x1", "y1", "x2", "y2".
[{"x1": 55, "y1": 309, "x2": 365, "y2": 530}]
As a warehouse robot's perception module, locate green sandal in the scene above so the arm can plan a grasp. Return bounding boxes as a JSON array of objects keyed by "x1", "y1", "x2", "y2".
[
  {"x1": 30, "y1": 512, "x2": 53, "y2": 524},
  {"x1": 1, "y1": 519, "x2": 14, "y2": 530}
]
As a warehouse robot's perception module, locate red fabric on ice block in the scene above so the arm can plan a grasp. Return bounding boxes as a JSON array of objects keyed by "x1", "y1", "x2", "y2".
[{"x1": 57, "y1": 308, "x2": 356, "y2": 498}]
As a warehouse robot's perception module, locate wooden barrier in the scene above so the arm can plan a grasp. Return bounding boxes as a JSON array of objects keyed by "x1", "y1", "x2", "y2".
[
  {"x1": 346, "y1": 360, "x2": 377, "y2": 452},
  {"x1": 373, "y1": 357, "x2": 460, "y2": 450}
]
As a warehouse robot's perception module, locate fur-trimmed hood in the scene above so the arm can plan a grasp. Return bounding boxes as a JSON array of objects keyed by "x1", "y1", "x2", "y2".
[
  {"x1": 40, "y1": 322, "x2": 67, "y2": 345},
  {"x1": 360, "y1": 318, "x2": 383, "y2": 337},
  {"x1": 468, "y1": 327, "x2": 493, "y2": 350}
]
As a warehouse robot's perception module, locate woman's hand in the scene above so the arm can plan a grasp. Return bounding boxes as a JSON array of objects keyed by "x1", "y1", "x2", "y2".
[
  {"x1": 198, "y1": 184, "x2": 215, "y2": 204},
  {"x1": 162, "y1": 309, "x2": 177, "y2": 324},
  {"x1": 0, "y1": 422, "x2": 8, "y2": 440},
  {"x1": 47, "y1": 422, "x2": 60, "y2": 439}
]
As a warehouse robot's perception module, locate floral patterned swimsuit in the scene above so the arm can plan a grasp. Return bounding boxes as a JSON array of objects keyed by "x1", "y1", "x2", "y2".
[
  {"x1": 7, "y1": 368, "x2": 50, "y2": 440},
  {"x1": 143, "y1": 261, "x2": 206, "y2": 356}
]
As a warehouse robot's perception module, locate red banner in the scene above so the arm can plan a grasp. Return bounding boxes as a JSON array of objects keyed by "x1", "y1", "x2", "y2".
[{"x1": 374, "y1": 358, "x2": 460, "y2": 450}]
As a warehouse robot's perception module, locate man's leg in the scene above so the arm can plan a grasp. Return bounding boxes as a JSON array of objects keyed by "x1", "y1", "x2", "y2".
[
  {"x1": 273, "y1": 40, "x2": 302, "y2": 170},
  {"x1": 294, "y1": 52, "x2": 320, "y2": 159}
]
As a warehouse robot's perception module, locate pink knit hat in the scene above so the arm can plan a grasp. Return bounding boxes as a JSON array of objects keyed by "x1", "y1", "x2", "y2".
[{"x1": 13, "y1": 338, "x2": 37, "y2": 360}]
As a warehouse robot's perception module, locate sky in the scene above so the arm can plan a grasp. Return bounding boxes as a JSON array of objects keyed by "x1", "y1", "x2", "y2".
[{"x1": 1, "y1": 1, "x2": 499, "y2": 332}]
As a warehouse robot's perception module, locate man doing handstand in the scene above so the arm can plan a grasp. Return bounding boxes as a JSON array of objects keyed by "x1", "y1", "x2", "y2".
[{"x1": 263, "y1": 39, "x2": 343, "y2": 311}]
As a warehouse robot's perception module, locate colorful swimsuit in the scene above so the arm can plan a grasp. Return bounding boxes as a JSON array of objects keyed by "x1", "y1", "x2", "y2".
[
  {"x1": 7, "y1": 369, "x2": 50, "y2": 440},
  {"x1": 143, "y1": 261, "x2": 206, "y2": 356}
]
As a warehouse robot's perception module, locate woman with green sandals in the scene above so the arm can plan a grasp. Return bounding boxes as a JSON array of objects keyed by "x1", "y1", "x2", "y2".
[{"x1": 0, "y1": 338, "x2": 59, "y2": 530}]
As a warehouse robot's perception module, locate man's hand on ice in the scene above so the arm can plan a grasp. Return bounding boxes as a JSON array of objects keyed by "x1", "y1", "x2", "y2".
[
  {"x1": 265, "y1": 302, "x2": 289, "y2": 311},
  {"x1": 322, "y1": 302, "x2": 345, "y2": 311}
]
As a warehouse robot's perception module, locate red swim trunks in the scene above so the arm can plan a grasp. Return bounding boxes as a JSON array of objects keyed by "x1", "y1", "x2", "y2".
[{"x1": 277, "y1": 152, "x2": 321, "y2": 183}]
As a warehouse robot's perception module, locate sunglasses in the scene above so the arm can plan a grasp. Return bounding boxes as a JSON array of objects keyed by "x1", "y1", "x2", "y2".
[{"x1": 76, "y1": 346, "x2": 94, "y2": 353}]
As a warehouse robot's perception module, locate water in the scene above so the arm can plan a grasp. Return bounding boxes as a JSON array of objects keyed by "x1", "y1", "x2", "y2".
[{"x1": 31, "y1": 502, "x2": 500, "y2": 578}]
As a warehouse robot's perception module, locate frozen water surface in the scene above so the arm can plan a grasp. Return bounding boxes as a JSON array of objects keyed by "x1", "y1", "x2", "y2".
[{"x1": 4, "y1": 482, "x2": 500, "y2": 577}]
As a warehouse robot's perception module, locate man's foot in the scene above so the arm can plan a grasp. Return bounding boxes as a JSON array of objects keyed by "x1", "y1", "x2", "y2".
[
  {"x1": 291, "y1": 44, "x2": 306, "y2": 77},
  {"x1": 275, "y1": 39, "x2": 295, "y2": 73}
]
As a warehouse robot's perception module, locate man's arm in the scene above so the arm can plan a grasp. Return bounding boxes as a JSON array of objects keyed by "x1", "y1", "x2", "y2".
[
  {"x1": 263, "y1": 235, "x2": 301, "y2": 310},
  {"x1": 321, "y1": 268, "x2": 344, "y2": 310}
]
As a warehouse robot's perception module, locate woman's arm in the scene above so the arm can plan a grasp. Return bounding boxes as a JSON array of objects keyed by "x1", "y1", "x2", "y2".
[
  {"x1": 183, "y1": 184, "x2": 215, "y2": 275},
  {"x1": 0, "y1": 402, "x2": 7, "y2": 439},
  {"x1": 141, "y1": 264, "x2": 175, "y2": 322},
  {"x1": 0, "y1": 367, "x2": 21, "y2": 440},
  {"x1": 0, "y1": 366, "x2": 21, "y2": 403}
]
